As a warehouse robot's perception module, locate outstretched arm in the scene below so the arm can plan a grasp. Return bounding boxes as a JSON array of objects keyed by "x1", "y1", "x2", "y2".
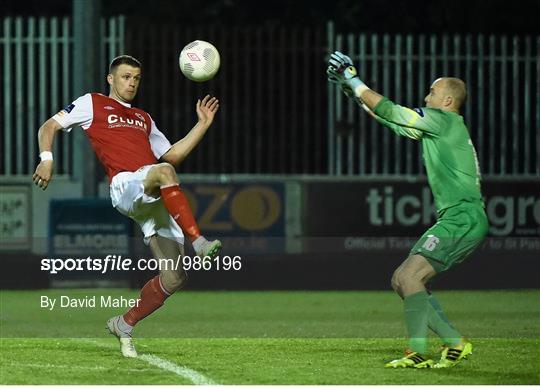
[
  {"x1": 327, "y1": 52, "x2": 441, "y2": 137},
  {"x1": 358, "y1": 89, "x2": 384, "y2": 111},
  {"x1": 356, "y1": 98, "x2": 423, "y2": 140},
  {"x1": 32, "y1": 118, "x2": 64, "y2": 190},
  {"x1": 161, "y1": 95, "x2": 219, "y2": 167}
]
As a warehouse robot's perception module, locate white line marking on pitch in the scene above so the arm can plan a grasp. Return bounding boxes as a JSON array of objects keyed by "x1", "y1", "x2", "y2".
[
  {"x1": 139, "y1": 353, "x2": 218, "y2": 385},
  {"x1": 77, "y1": 339, "x2": 219, "y2": 385}
]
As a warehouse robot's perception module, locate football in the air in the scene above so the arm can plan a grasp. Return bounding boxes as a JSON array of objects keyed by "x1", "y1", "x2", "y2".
[{"x1": 179, "y1": 40, "x2": 220, "y2": 82}]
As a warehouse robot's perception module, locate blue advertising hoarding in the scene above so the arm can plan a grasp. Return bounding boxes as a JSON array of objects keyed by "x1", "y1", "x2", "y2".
[{"x1": 48, "y1": 199, "x2": 131, "y2": 282}]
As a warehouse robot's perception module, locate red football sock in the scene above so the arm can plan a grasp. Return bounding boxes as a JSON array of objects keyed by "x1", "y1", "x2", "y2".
[
  {"x1": 160, "y1": 184, "x2": 201, "y2": 242},
  {"x1": 123, "y1": 275, "x2": 170, "y2": 326}
]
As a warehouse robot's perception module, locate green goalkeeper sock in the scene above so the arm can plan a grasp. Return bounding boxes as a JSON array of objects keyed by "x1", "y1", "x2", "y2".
[
  {"x1": 428, "y1": 294, "x2": 462, "y2": 347},
  {"x1": 404, "y1": 290, "x2": 430, "y2": 355}
]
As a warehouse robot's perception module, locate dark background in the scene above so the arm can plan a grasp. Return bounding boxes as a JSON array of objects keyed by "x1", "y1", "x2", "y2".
[{"x1": 3, "y1": 0, "x2": 540, "y2": 34}]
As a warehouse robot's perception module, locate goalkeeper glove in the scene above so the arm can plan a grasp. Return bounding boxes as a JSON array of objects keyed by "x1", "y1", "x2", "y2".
[
  {"x1": 328, "y1": 69, "x2": 355, "y2": 98},
  {"x1": 326, "y1": 51, "x2": 369, "y2": 96}
]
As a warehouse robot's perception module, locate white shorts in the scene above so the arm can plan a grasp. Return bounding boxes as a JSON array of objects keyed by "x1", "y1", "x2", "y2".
[{"x1": 110, "y1": 165, "x2": 184, "y2": 246}]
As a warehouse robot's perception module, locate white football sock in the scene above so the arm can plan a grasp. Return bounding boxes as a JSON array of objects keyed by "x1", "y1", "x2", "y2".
[
  {"x1": 118, "y1": 316, "x2": 133, "y2": 334},
  {"x1": 192, "y1": 236, "x2": 208, "y2": 253}
]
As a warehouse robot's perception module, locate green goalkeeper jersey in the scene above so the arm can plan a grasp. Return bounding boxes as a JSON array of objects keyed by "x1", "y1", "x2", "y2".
[{"x1": 373, "y1": 97, "x2": 484, "y2": 213}]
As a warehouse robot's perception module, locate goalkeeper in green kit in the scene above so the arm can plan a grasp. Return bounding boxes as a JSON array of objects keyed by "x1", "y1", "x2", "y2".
[{"x1": 327, "y1": 52, "x2": 489, "y2": 369}]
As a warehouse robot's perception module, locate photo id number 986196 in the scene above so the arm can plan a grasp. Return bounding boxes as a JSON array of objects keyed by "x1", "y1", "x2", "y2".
[{"x1": 182, "y1": 255, "x2": 242, "y2": 271}]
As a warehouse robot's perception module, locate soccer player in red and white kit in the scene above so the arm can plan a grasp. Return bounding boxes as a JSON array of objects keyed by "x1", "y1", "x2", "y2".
[{"x1": 32, "y1": 55, "x2": 221, "y2": 357}]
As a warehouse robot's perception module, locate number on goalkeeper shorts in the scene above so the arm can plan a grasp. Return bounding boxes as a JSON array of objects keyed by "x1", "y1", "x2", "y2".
[{"x1": 422, "y1": 235, "x2": 440, "y2": 251}]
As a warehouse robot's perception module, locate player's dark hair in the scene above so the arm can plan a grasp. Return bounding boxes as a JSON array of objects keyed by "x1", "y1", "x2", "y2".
[{"x1": 109, "y1": 55, "x2": 142, "y2": 74}]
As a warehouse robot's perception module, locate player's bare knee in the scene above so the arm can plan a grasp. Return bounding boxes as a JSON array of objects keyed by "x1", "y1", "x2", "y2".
[
  {"x1": 156, "y1": 163, "x2": 178, "y2": 185},
  {"x1": 394, "y1": 269, "x2": 415, "y2": 288}
]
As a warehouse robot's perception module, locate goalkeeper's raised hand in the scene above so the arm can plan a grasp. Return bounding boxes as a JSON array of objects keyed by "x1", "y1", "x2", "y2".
[{"x1": 326, "y1": 51, "x2": 369, "y2": 97}]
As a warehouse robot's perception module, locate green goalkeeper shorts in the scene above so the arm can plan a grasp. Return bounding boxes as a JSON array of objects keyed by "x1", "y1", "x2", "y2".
[{"x1": 409, "y1": 202, "x2": 489, "y2": 273}]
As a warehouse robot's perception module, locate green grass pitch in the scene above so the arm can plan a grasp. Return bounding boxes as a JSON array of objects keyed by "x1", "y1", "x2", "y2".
[{"x1": 1, "y1": 290, "x2": 539, "y2": 384}]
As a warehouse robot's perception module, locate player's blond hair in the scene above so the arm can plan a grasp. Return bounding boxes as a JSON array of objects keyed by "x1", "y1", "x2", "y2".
[{"x1": 442, "y1": 77, "x2": 467, "y2": 109}]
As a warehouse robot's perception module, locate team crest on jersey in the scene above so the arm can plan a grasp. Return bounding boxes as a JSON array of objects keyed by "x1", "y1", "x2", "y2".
[
  {"x1": 104, "y1": 105, "x2": 115, "y2": 110},
  {"x1": 135, "y1": 113, "x2": 145, "y2": 122},
  {"x1": 413, "y1": 108, "x2": 425, "y2": 117}
]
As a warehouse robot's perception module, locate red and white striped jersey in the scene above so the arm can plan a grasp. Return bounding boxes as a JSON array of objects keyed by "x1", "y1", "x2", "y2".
[{"x1": 53, "y1": 93, "x2": 172, "y2": 182}]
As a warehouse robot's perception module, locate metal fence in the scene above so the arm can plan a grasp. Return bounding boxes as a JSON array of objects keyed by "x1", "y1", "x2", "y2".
[
  {"x1": 125, "y1": 22, "x2": 328, "y2": 175},
  {"x1": 0, "y1": 16, "x2": 125, "y2": 176},
  {"x1": 328, "y1": 23, "x2": 539, "y2": 177},
  {"x1": 2, "y1": 18, "x2": 538, "y2": 177}
]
